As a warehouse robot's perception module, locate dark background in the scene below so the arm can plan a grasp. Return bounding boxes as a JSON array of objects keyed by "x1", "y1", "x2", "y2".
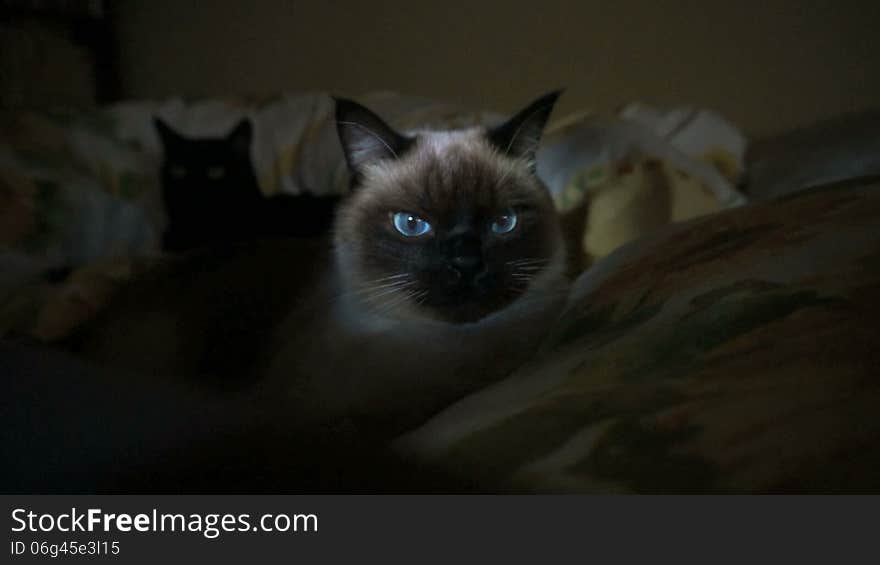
[{"x1": 2, "y1": 0, "x2": 879, "y2": 133}]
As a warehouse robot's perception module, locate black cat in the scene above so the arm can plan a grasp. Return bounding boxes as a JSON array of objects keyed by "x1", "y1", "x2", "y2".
[{"x1": 154, "y1": 117, "x2": 340, "y2": 252}]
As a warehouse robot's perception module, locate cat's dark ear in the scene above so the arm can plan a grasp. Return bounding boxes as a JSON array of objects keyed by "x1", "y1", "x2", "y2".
[
  {"x1": 153, "y1": 117, "x2": 184, "y2": 151},
  {"x1": 226, "y1": 119, "x2": 253, "y2": 156},
  {"x1": 334, "y1": 97, "x2": 412, "y2": 183},
  {"x1": 487, "y1": 90, "x2": 563, "y2": 169}
]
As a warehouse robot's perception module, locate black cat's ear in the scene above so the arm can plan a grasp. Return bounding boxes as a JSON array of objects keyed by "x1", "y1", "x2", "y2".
[
  {"x1": 153, "y1": 117, "x2": 184, "y2": 150},
  {"x1": 334, "y1": 97, "x2": 413, "y2": 183},
  {"x1": 226, "y1": 119, "x2": 253, "y2": 156},
  {"x1": 487, "y1": 90, "x2": 563, "y2": 170}
]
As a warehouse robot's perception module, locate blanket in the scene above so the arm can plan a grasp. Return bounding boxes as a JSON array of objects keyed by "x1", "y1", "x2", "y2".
[{"x1": 397, "y1": 176, "x2": 880, "y2": 493}]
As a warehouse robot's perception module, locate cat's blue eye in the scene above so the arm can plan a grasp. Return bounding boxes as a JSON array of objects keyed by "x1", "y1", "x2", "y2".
[
  {"x1": 392, "y1": 212, "x2": 431, "y2": 237},
  {"x1": 490, "y1": 211, "x2": 518, "y2": 234}
]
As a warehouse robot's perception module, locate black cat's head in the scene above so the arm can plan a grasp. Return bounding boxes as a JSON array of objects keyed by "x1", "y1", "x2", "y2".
[
  {"x1": 154, "y1": 118, "x2": 261, "y2": 214},
  {"x1": 333, "y1": 92, "x2": 566, "y2": 324}
]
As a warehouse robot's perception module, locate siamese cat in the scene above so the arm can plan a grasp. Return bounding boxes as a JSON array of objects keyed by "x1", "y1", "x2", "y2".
[
  {"x1": 155, "y1": 117, "x2": 339, "y2": 251},
  {"x1": 50, "y1": 92, "x2": 569, "y2": 489}
]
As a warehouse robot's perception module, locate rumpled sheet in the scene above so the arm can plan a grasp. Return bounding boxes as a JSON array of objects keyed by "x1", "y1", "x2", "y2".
[{"x1": 540, "y1": 103, "x2": 747, "y2": 262}]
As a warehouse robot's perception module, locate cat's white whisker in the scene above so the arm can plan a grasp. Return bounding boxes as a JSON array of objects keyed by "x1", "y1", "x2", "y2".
[
  {"x1": 507, "y1": 258, "x2": 549, "y2": 266},
  {"x1": 354, "y1": 279, "x2": 414, "y2": 295},
  {"x1": 361, "y1": 281, "x2": 417, "y2": 303},
  {"x1": 370, "y1": 286, "x2": 422, "y2": 316},
  {"x1": 414, "y1": 289, "x2": 430, "y2": 306},
  {"x1": 362, "y1": 273, "x2": 411, "y2": 284},
  {"x1": 512, "y1": 265, "x2": 545, "y2": 272}
]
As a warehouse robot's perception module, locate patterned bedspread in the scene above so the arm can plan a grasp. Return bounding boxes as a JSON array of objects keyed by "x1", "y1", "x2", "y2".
[{"x1": 397, "y1": 177, "x2": 880, "y2": 493}]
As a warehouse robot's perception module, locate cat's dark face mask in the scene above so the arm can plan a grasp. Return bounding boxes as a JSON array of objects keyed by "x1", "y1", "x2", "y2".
[
  {"x1": 386, "y1": 202, "x2": 559, "y2": 324},
  {"x1": 334, "y1": 92, "x2": 566, "y2": 324}
]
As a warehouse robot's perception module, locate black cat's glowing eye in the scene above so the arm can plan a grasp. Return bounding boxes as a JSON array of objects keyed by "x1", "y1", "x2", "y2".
[
  {"x1": 207, "y1": 166, "x2": 226, "y2": 180},
  {"x1": 490, "y1": 211, "x2": 518, "y2": 234},
  {"x1": 392, "y1": 212, "x2": 431, "y2": 237},
  {"x1": 169, "y1": 165, "x2": 187, "y2": 179}
]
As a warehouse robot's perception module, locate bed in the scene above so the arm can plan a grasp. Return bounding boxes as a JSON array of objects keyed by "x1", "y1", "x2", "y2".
[{"x1": 1, "y1": 94, "x2": 879, "y2": 492}]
